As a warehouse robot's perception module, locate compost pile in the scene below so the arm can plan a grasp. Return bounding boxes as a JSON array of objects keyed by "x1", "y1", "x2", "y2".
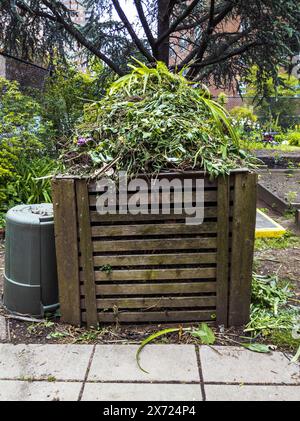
[{"x1": 62, "y1": 61, "x2": 256, "y2": 178}]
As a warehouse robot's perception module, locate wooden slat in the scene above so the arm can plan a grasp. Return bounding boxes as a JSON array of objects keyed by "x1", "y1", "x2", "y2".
[
  {"x1": 88, "y1": 176, "x2": 219, "y2": 193},
  {"x1": 76, "y1": 180, "x2": 98, "y2": 327},
  {"x1": 229, "y1": 172, "x2": 257, "y2": 326},
  {"x1": 216, "y1": 176, "x2": 230, "y2": 327},
  {"x1": 87, "y1": 252, "x2": 217, "y2": 267},
  {"x1": 81, "y1": 281, "x2": 217, "y2": 296},
  {"x1": 91, "y1": 238, "x2": 217, "y2": 252},
  {"x1": 91, "y1": 222, "x2": 218, "y2": 237},
  {"x1": 52, "y1": 179, "x2": 81, "y2": 325},
  {"x1": 82, "y1": 310, "x2": 216, "y2": 323},
  {"x1": 90, "y1": 206, "x2": 220, "y2": 222},
  {"x1": 81, "y1": 296, "x2": 216, "y2": 309},
  {"x1": 89, "y1": 189, "x2": 218, "y2": 206},
  {"x1": 90, "y1": 268, "x2": 216, "y2": 282}
]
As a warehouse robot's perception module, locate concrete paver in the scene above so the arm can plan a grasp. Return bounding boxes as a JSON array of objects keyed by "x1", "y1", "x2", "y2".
[
  {"x1": 0, "y1": 380, "x2": 82, "y2": 401},
  {"x1": 0, "y1": 344, "x2": 93, "y2": 381},
  {"x1": 88, "y1": 345, "x2": 199, "y2": 382},
  {"x1": 82, "y1": 383, "x2": 202, "y2": 401},
  {"x1": 205, "y1": 384, "x2": 300, "y2": 401},
  {"x1": 0, "y1": 344, "x2": 299, "y2": 401},
  {"x1": 200, "y1": 346, "x2": 300, "y2": 384}
]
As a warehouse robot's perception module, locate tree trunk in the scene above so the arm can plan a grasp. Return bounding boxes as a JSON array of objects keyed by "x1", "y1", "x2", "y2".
[{"x1": 157, "y1": 0, "x2": 170, "y2": 64}]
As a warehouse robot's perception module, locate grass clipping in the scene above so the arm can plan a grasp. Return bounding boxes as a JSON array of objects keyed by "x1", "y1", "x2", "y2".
[
  {"x1": 62, "y1": 60, "x2": 256, "y2": 178},
  {"x1": 246, "y1": 274, "x2": 300, "y2": 356}
]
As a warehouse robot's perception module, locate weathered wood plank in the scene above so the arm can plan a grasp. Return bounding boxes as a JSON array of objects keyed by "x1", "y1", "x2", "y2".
[
  {"x1": 52, "y1": 179, "x2": 81, "y2": 326},
  {"x1": 216, "y1": 176, "x2": 230, "y2": 327},
  {"x1": 229, "y1": 172, "x2": 257, "y2": 326},
  {"x1": 88, "y1": 268, "x2": 216, "y2": 282},
  {"x1": 82, "y1": 310, "x2": 216, "y2": 323},
  {"x1": 88, "y1": 176, "x2": 219, "y2": 193},
  {"x1": 81, "y1": 296, "x2": 217, "y2": 309},
  {"x1": 85, "y1": 252, "x2": 217, "y2": 267},
  {"x1": 89, "y1": 189, "x2": 218, "y2": 206},
  {"x1": 81, "y1": 281, "x2": 217, "y2": 296},
  {"x1": 76, "y1": 180, "x2": 98, "y2": 327},
  {"x1": 91, "y1": 222, "x2": 218, "y2": 237},
  {"x1": 90, "y1": 206, "x2": 221, "y2": 222},
  {"x1": 91, "y1": 238, "x2": 217, "y2": 252}
]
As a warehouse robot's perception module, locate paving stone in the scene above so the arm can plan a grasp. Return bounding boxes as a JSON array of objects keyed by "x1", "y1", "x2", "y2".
[
  {"x1": 0, "y1": 316, "x2": 6, "y2": 341},
  {"x1": 200, "y1": 346, "x2": 300, "y2": 384},
  {"x1": 0, "y1": 344, "x2": 93, "y2": 381},
  {"x1": 82, "y1": 383, "x2": 202, "y2": 401},
  {"x1": 205, "y1": 385, "x2": 300, "y2": 401},
  {"x1": 0, "y1": 380, "x2": 82, "y2": 401},
  {"x1": 88, "y1": 345, "x2": 199, "y2": 382}
]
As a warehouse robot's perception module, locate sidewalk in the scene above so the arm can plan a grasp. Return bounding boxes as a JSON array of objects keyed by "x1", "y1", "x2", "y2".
[{"x1": 0, "y1": 343, "x2": 299, "y2": 401}]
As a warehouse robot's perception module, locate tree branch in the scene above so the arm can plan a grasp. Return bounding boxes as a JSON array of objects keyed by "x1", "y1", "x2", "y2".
[
  {"x1": 184, "y1": 1, "x2": 234, "y2": 75},
  {"x1": 133, "y1": 0, "x2": 155, "y2": 49},
  {"x1": 16, "y1": 0, "x2": 57, "y2": 22},
  {"x1": 40, "y1": 0, "x2": 124, "y2": 75},
  {"x1": 156, "y1": 0, "x2": 200, "y2": 46},
  {"x1": 112, "y1": 0, "x2": 154, "y2": 62},
  {"x1": 194, "y1": 41, "x2": 266, "y2": 71}
]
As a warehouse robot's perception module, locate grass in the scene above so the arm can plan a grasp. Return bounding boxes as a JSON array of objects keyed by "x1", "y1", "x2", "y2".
[
  {"x1": 255, "y1": 231, "x2": 300, "y2": 251},
  {"x1": 240, "y1": 140, "x2": 300, "y2": 152}
]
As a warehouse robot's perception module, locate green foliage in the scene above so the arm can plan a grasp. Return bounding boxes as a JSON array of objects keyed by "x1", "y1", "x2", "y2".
[
  {"x1": 245, "y1": 275, "x2": 300, "y2": 355},
  {"x1": 39, "y1": 60, "x2": 101, "y2": 139},
  {"x1": 287, "y1": 130, "x2": 300, "y2": 146},
  {"x1": 5, "y1": 157, "x2": 57, "y2": 206},
  {"x1": 241, "y1": 343, "x2": 271, "y2": 353},
  {"x1": 63, "y1": 61, "x2": 257, "y2": 178},
  {"x1": 230, "y1": 106, "x2": 260, "y2": 142},
  {"x1": 0, "y1": 77, "x2": 53, "y2": 215},
  {"x1": 230, "y1": 106, "x2": 258, "y2": 124},
  {"x1": 245, "y1": 67, "x2": 300, "y2": 128},
  {"x1": 191, "y1": 322, "x2": 215, "y2": 345}
]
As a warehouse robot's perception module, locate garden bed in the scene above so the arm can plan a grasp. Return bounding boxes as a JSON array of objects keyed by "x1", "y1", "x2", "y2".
[
  {"x1": 257, "y1": 169, "x2": 300, "y2": 215},
  {"x1": 254, "y1": 150, "x2": 300, "y2": 169}
]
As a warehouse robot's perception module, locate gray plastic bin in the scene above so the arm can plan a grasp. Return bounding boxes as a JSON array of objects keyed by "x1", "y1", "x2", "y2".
[{"x1": 3, "y1": 204, "x2": 59, "y2": 317}]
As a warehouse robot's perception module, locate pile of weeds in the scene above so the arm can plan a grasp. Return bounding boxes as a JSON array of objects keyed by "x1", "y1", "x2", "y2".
[
  {"x1": 61, "y1": 60, "x2": 257, "y2": 178},
  {"x1": 246, "y1": 274, "x2": 300, "y2": 357}
]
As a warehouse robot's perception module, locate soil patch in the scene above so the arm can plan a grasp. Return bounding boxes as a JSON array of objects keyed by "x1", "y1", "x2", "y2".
[{"x1": 258, "y1": 171, "x2": 300, "y2": 204}]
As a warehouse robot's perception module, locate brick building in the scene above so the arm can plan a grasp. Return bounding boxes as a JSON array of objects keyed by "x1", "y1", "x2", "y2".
[
  {"x1": 0, "y1": 53, "x2": 48, "y2": 90},
  {"x1": 60, "y1": 0, "x2": 89, "y2": 25}
]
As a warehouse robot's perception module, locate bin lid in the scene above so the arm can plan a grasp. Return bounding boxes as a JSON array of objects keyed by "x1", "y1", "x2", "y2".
[{"x1": 6, "y1": 204, "x2": 54, "y2": 225}]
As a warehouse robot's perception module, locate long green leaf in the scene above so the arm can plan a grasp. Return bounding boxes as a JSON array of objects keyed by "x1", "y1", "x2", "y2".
[
  {"x1": 136, "y1": 328, "x2": 183, "y2": 373},
  {"x1": 241, "y1": 343, "x2": 271, "y2": 353}
]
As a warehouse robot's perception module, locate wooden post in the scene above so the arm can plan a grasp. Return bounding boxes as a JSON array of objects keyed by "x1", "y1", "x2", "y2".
[
  {"x1": 216, "y1": 176, "x2": 230, "y2": 327},
  {"x1": 228, "y1": 172, "x2": 257, "y2": 326},
  {"x1": 52, "y1": 179, "x2": 81, "y2": 325},
  {"x1": 76, "y1": 180, "x2": 98, "y2": 327}
]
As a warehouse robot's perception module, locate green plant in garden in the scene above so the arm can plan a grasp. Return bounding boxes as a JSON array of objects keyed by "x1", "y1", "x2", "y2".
[
  {"x1": 245, "y1": 274, "x2": 300, "y2": 358},
  {"x1": 0, "y1": 77, "x2": 53, "y2": 217},
  {"x1": 230, "y1": 105, "x2": 260, "y2": 142},
  {"x1": 245, "y1": 67, "x2": 300, "y2": 129},
  {"x1": 287, "y1": 131, "x2": 300, "y2": 147},
  {"x1": 39, "y1": 60, "x2": 101, "y2": 139},
  {"x1": 62, "y1": 60, "x2": 257, "y2": 178},
  {"x1": 5, "y1": 157, "x2": 58, "y2": 207}
]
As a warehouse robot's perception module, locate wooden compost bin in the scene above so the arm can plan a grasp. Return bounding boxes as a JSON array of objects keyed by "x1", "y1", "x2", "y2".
[{"x1": 52, "y1": 170, "x2": 257, "y2": 327}]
